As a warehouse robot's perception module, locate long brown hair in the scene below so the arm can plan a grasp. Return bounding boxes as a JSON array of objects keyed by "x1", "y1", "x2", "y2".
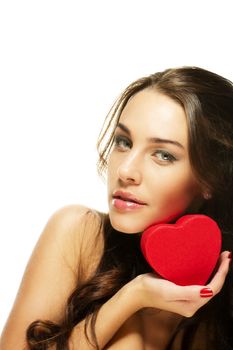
[{"x1": 27, "y1": 66, "x2": 233, "y2": 349}]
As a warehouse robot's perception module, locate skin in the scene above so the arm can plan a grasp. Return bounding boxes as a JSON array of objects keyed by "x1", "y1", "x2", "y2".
[
  {"x1": 107, "y1": 88, "x2": 203, "y2": 234},
  {"x1": 0, "y1": 88, "x2": 230, "y2": 350}
]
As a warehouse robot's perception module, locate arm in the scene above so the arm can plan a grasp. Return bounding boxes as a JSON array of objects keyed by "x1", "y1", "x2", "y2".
[
  {"x1": 69, "y1": 251, "x2": 231, "y2": 349},
  {"x1": 69, "y1": 278, "x2": 142, "y2": 350}
]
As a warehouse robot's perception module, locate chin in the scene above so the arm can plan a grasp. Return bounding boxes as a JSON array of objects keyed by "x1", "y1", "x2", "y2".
[
  {"x1": 109, "y1": 215, "x2": 148, "y2": 234},
  {"x1": 109, "y1": 209, "x2": 186, "y2": 234}
]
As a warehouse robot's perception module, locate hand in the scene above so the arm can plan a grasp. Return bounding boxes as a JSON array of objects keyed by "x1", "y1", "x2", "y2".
[{"x1": 133, "y1": 251, "x2": 231, "y2": 317}]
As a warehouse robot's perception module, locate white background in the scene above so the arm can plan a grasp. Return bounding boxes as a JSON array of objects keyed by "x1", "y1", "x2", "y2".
[{"x1": 0, "y1": 0, "x2": 232, "y2": 334}]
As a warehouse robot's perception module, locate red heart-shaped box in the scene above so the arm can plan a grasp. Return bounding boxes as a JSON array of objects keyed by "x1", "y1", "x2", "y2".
[{"x1": 140, "y1": 214, "x2": 222, "y2": 286}]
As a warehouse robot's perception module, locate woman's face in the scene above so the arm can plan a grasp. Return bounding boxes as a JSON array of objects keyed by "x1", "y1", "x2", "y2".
[{"x1": 107, "y1": 88, "x2": 202, "y2": 233}]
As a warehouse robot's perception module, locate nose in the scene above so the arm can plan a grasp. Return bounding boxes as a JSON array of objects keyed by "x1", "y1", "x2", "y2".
[{"x1": 117, "y1": 152, "x2": 142, "y2": 185}]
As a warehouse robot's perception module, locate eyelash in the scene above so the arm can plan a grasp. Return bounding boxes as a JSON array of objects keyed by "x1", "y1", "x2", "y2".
[
  {"x1": 113, "y1": 135, "x2": 131, "y2": 149},
  {"x1": 113, "y1": 135, "x2": 177, "y2": 163},
  {"x1": 154, "y1": 151, "x2": 177, "y2": 163}
]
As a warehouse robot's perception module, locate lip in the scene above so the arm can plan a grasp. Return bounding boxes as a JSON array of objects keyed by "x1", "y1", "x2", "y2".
[
  {"x1": 112, "y1": 198, "x2": 146, "y2": 211},
  {"x1": 112, "y1": 190, "x2": 147, "y2": 205}
]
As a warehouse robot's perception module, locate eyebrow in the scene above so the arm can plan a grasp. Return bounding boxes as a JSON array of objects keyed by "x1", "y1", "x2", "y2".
[{"x1": 116, "y1": 122, "x2": 185, "y2": 150}]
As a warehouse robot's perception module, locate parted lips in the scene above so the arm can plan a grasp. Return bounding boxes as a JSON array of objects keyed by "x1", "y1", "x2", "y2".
[{"x1": 140, "y1": 214, "x2": 222, "y2": 286}]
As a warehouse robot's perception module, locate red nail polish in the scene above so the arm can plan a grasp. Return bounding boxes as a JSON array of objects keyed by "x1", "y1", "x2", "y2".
[
  {"x1": 200, "y1": 288, "x2": 213, "y2": 298},
  {"x1": 228, "y1": 252, "x2": 232, "y2": 259}
]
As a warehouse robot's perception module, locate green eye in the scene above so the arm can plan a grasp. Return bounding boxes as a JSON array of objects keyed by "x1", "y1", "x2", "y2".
[
  {"x1": 113, "y1": 135, "x2": 131, "y2": 149},
  {"x1": 154, "y1": 150, "x2": 177, "y2": 163}
]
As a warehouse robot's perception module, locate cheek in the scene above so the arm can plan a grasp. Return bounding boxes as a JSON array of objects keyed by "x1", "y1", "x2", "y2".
[
  {"x1": 170, "y1": 183, "x2": 198, "y2": 211},
  {"x1": 151, "y1": 171, "x2": 199, "y2": 209},
  {"x1": 107, "y1": 156, "x2": 118, "y2": 186}
]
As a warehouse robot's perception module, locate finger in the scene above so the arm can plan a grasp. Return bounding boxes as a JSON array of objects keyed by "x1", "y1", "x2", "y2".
[
  {"x1": 213, "y1": 251, "x2": 228, "y2": 270},
  {"x1": 168, "y1": 284, "x2": 202, "y2": 301},
  {"x1": 207, "y1": 251, "x2": 231, "y2": 295},
  {"x1": 170, "y1": 251, "x2": 231, "y2": 301}
]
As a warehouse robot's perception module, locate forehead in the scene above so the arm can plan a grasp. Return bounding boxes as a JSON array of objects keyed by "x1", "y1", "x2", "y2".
[{"x1": 119, "y1": 89, "x2": 188, "y2": 148}]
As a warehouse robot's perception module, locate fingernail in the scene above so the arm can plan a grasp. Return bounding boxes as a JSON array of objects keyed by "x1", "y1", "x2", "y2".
[
  {"x1": 200, "y1": 288, "x2": 213, "y2": 298},
  {"x1": 228, "y1": 252, "x2": 232, "y2": 259}
]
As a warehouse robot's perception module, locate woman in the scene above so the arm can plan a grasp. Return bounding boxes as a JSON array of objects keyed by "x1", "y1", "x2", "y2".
[{"x1": 1, "y1": 66, "x2": 233, "y2": 350}]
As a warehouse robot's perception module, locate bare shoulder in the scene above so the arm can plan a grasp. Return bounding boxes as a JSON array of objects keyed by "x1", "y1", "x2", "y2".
[
  {"x1": 44, "y1": 204, "x2": 106, "y2": 278},
  {"x1": 45, "y1": 203, "x2": 102, "y2": 233},
  {"x1": 0, "y1": 204, "x2": 106, "y2": 349}
]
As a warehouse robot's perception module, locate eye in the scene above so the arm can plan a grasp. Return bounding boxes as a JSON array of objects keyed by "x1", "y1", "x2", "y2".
[
  {"x1": 113, "y1": 135, "x2": 131, "y2": 150},
  {"x1": 153, "y1": 150, "x2": 177, "y2": 163}
]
